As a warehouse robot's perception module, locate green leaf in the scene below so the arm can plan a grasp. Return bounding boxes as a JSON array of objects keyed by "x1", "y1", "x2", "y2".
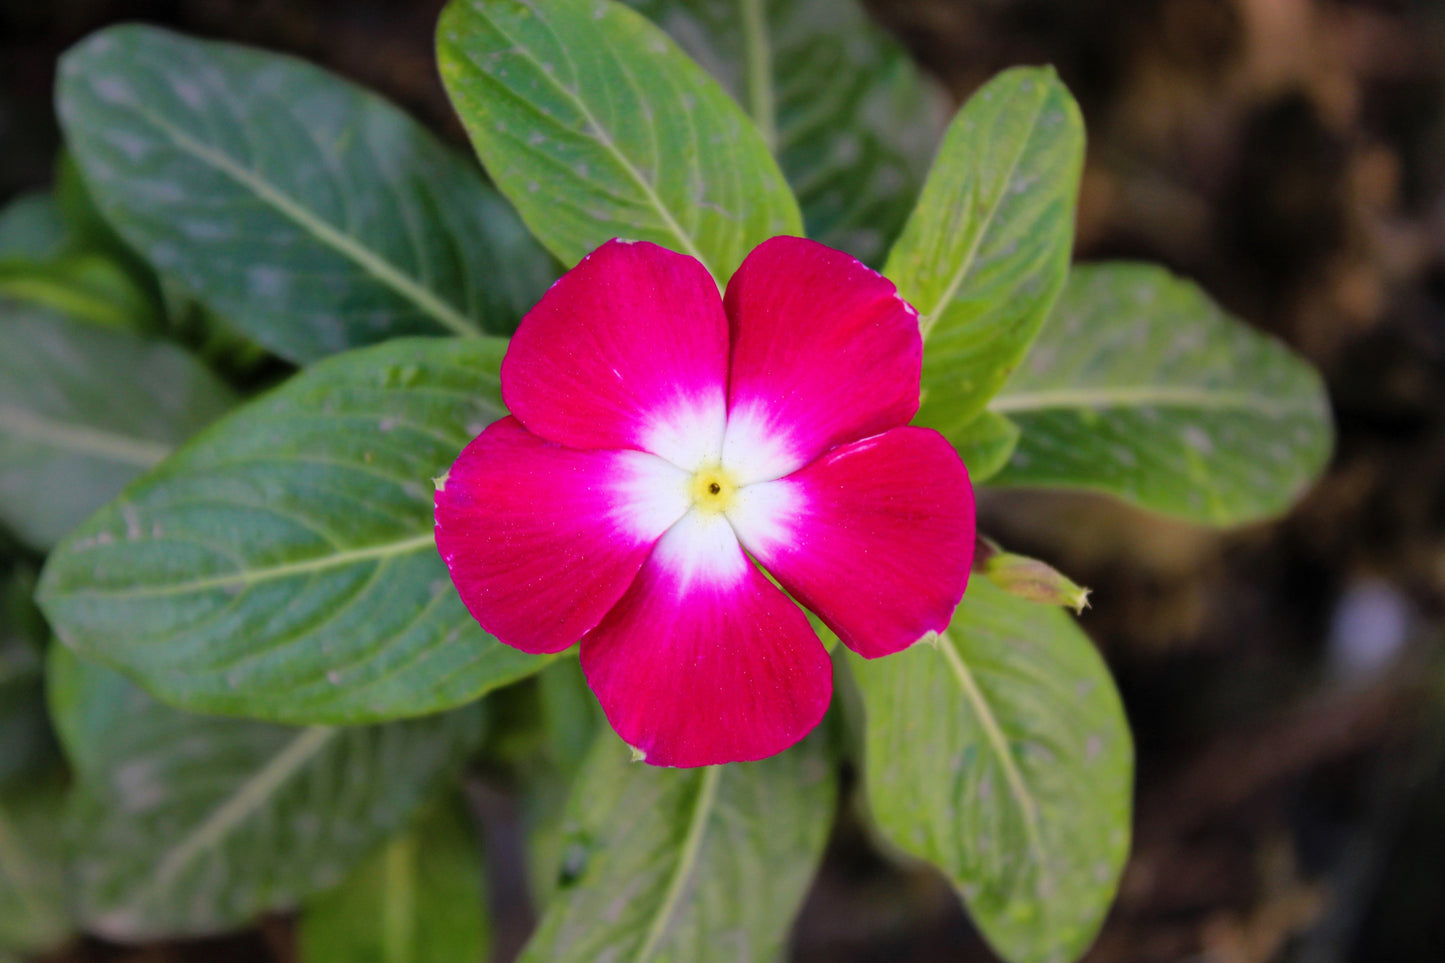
[
  {"x1": 0, "y1": 774, "x2": 71, "y2": 953},
  {"x1": 887, "y1": 67, "x2": 1084, "y2": 427},
  {"x1": 538, "y1": 657, "x2": 604, "y2": 775},
  {"x1": 48, "y1": 647, "x2": 486, "y2": 940},
  {"x1": 0, "y1": 192, "x2": 68, "y2": 260},
  {"x1": 57, "y1": 25, "x2": 556, "y2": 362},
  {"x1": 0, "y1": 253, "x2": 158, "y2": 332},
  {"x1": 437, "y1": 0, "x2": 802, "y2": 282},
  {"x1": 850, "y1": 579, "x2": 1132, "y2": 963},
  {"x1": 987, "y1": 263, "x2": 1334, "y2": 524},
  {"x1": 952, "y1": 409, "x2": 1020, "y2": 484},
  {"x1": 0, "y1": 303, "x2": 237, "y2": 551},
  {"x1": 38, "y1": 337, "x2": 550, "y2": 724},
  {"x1": 519, "y1": 733, "x2": 835, "y2": 963},
  {"x1": 620, "y1": 0, "x2": 945, "y2": 264},
  {"x1": 300, "y1": 798, "x2": 489, "y2": 963}
]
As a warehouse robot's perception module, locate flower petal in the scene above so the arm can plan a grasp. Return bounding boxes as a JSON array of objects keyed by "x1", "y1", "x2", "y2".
[
  {"x1": 580, "y1": 511, "x2": 832, "y2": 767},
  {"x1": 729, "y1": 426, "x2": 975, "y2": 658},
  {"x1": 721, "y1": 236, "x2": 922, "y2": 483},
  {"x1": 434, "y1": 417, "x2": 689, "y2": 654},
  {"x1": 501, "y1": 238, "x2": 729, "y2": 470}
]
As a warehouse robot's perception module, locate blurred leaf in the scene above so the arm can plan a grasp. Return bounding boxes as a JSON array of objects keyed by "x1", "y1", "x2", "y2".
[
  {"x1": 538, "y1": 658, "x2": 603, "y2": 776},
  {"x1": 988, "y1": 263, "x2": 1334, "y2": 524},
  {"x1": 0, "y1": 568, "x2": 54, "y2": 790},
  {"x1": 300, "y1": 798, "x2": 489, "y2": 963},
  {"x1": 0, "y1": 192, "x2": 68, "y2": 260},
  {"x1": 437, "y1": 0, "x2": 801, "y2": 282},
  {"x1": 48, "y1": 647, "x2": 486, "y2": 940},
  {"x1": 0, "y1": 773, "x2": 71, "y2": 954},
  {"x1": 951, "y1": 409, "x2": 1020, "y2": 484},
  {"x1": 0, "y1": 303, "x2": 237, "y2": 551},
  {"x1": 850, "y1": 579, "x2": 1132, "y2": 963},
  {"x1": 620, "y1": 0, "x2": 945, "y2": 264},
  {"x1": 58, "y1": 25, "x2": 555, "y2": 362},
  {"x1": 519, "y1": 733, "x2": 835, "y2": 963},
  {"x1": 38, "y1": 337, "x2": 550, "y2": 724},
  {"x1": 887, "y1": 67, "x2": 1084, "y2": 429},
  {"x1": 0, "y1": 254, "x2": 158, "y2": 332}
]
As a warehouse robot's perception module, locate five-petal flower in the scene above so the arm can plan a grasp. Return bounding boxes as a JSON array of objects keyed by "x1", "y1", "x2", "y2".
[{"x1": 434, "y1": 236, "x2": 975, "y2": 767}]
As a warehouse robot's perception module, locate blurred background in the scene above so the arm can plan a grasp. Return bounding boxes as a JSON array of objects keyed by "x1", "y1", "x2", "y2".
[{"x1": 4, "y1": 0, "x2": 1445, "y2": 960}]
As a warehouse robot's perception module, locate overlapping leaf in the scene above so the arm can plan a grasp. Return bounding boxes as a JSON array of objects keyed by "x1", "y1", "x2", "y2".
[
  {"x1": 519, "y1": 733, "x2": 835, "y2": 963},
  {"x1": 438, "y1": 0, "x2": 802, "y2": 282},
  {"x1": 851, "y1": 579, "x2": 1132, "y2": 963},
  {"x1": 49, "y1": 647, "x2": 485, "y2": 939},
  {"x1": 622, "y1": 0, "x2": 945, "y2": 264},
  {"x1": 988, "y1": 263, "x2": 1334, "y2": 524},
  {"x1": 887, "y1": 67, "x2": 1084, "y2": 434},
  {"x1": 300, "y1": 799, "x2": 490, "y2": 963},
  {"x1": 0, "y1": 304, "x2": 236, "y2": 551},
  {"x1": 58, "y1": 25, "x2": 556, "y2": 362},
  {"x1": 38, "y1": 337, "x2": 549, "y2": 724}
]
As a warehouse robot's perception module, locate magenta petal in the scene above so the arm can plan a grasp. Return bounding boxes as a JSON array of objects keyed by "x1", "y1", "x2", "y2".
[
  {"x1": 580, "y1": 513, "x2": 833, "y2": 767},
  {"x1": 720, "y1": 236, "x2": 923, "y2": 482},
  {"x1": 731, "y1": 427, "x2": 976, "y2": 659},
  {"x1": 501, "y1": 239, "x2": 730, "y2": 469},
  {"x1": 434, "y1": 417, "x2": 689, "y2": 654}
]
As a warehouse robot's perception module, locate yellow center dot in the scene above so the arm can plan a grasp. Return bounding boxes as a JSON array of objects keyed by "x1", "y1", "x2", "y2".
[{"x1": 689, "y1": 464, "x2": 738, "y2": 514}]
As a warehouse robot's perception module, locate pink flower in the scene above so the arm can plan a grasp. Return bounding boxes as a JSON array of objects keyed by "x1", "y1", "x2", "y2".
[{"x1": 434, "y1": 237, "x2": 975, "y2": 767}]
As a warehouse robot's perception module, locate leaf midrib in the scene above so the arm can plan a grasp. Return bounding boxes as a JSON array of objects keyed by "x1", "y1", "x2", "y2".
[
  {"x1": 0, "y1": 402, "x2": 172, "y2": 467},
  {"x1": 119, "y1": 103, "x2": 481, "y2": 338},
  {"x1": 120, "y1": 725, "x2": 338, "y2": 917},
  {"x1": 465, "y1": 7, "x2": 715, "y2": 276},
  {"x1": 988, "y1": 385, "x2": 1312, "y2": 417},
  {"x1": 633, "y1": 764, "x2": 721, "y2": 963},
  {"x1": 58, "y1": 532, "x2": 437, "y2": 599},
  {"x1": 917, "y1": 82, "x2": 1051, "y2": 338},
  {"x1": 938, "y1": 632, "x2": 1049, "y2": 876}
]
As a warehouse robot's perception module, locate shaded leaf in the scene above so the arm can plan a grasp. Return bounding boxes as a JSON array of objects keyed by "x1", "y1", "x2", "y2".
[
  {"x1": 0, "y1": 774, "x2": 71, "y2": 953},
  {"x1": 952, "y1": 408, "x2": 1020, "y2": 484},
  {"x1": 49, "y1": 647, "x2": 485, "y2": 940},
  {"x1": 887, "y1": 67, "x2": 1084, "y2": 427},
  {"x1": 621, "y1": 0, "x2": 945, "y2": 264},
  {"x1": 0, "y1": 192, "x2": 68, "y2": 260},
  {"x1": 988, "y1": 262, "x2": 1334, "y2": 524},
  {"x1": 437, "y1": 0, "x2": 801, "y2": 282},
  {"x1": 58, "y1": 25, "x2": 555, "y2": 362},
  {"x1": 851, "y1": 579, "x2": 1132, "y2": 963},
  {"x1": 38, "y1": 337, "x2": 549, "y2": 724},
  {"x1": 300, "y1": 798, "x2": 489, "y2": 963},
  {"x1": 0, "y1": 254, "x2": 158, "y2": 332},
  {"x1": 0, "y1": 303, "x2": 236, "y2": 551},
  {"x1": 519, "y1": 733, "x2": 835, "y2": 963}
]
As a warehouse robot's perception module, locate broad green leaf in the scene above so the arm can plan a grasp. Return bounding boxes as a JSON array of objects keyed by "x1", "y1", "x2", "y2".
[
  {"x1": 300, "y1": 798, "x2": 489, "y2": 963},
  {"x1": 952, "y1": 408, "x2": 1020, "y2": 484},
  {"x1": 621, "y1": 0, "x2": 945, "y2": 264},
  {"x1": 0, "y1": 192, "x2": 67, "y2": 260},
  {"x1": 887, "y1": 67, "x2": 1084, "y2": 428},
  {"x1": 520, "y1": 733, "x2": 835, "y2": 963},
  {"x1": 58, "y1": 25, "x2": 556, "y2": 362},
  {"x1": 987, "y1": 263, "x2": 1334, "y2": 524},
  {"x1": 437, "y1": 0, "x2": 802, "y2": 282},
  {"x1": 851, "y1": 579, "x2": 1132, "y2": 963},
  {"x1": 38, "y1": 337, "x2": 549, "y2": 724},
  {"x1": 0, "y1": 774, "x2": 71, "y2": 953},
  {"x1": 48, "y1": 647, "x2": 485, "y2": 940},
  {"x1": 0, "y1": 303, "x2": 237, "y2": 551}
]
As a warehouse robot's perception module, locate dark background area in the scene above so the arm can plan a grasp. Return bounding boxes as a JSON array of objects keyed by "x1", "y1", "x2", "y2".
[{"x1": 5, "y1": 1, "x2": 1445, "y2": 961}]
